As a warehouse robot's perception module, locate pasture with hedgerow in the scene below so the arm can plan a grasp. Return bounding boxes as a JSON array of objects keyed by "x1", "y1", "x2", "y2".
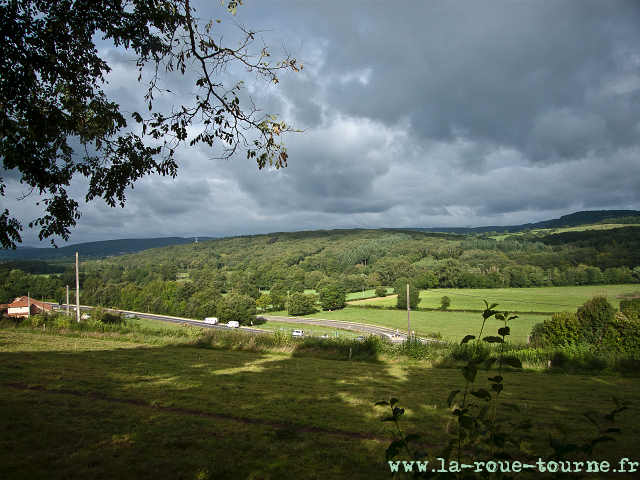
[{"x1": 2, "y1": 218, "x2": 640, "y2": 479}]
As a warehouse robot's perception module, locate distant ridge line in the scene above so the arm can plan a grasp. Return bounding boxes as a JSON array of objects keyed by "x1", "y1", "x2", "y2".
[
  {"x1": 1, "y1": 209, "x2": 639, "y2": 261},
  {"x1": 399, "y1": 209, "x2": 640, "y2": 235},
  {"x1": 0, "y1": 237, "x2": 216, "y2": 261}
]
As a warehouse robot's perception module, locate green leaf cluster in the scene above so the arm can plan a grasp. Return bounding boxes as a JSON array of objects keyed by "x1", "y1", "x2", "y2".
[{"x1": 375, "y1": 301, "x2": 633, "y2": 479}]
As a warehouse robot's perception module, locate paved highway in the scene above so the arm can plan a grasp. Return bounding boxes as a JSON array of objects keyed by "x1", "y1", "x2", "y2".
[
  {"x1": 53, "y1": 304, "x2": 413, "y2": 343},
  {"x1": 54, "y1": 304, "x2": 260, "y2": 334},
  {"x1": 259, "y1": 315, "x2": 409, "y2": 342}
]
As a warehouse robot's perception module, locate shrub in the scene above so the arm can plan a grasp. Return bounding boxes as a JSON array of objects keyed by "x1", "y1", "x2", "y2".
[
  {"x1": 601, "y1": 311, "x2": 640, "y2": 358},
  {"x1": 54, "y1": 315, "x2": 73, "y2": 329},
  {"x1": 24, "y1": 314, "x2": 46, "y2": 328},
  {"x1": 374, "y1": 285, "x2": 387, "y2": 298},
  {"x1": 542, "y1": 311, "x2": 582, "y2": 345},
  {"x1": 439, "y1": 295, "x2": 451, "y2": 310},
  {"x1": 577, "y1": 296, "x2": 615, "y2": 344},
  {"x1": 620, "y1": 297, "x2": 640, "y2": 316},
  {"x1": 89, "y1": 307, "x2": 125, "y2": 325}
]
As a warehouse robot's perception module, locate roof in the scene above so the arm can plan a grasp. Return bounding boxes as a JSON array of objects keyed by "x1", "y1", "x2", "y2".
[{"x1": 7, "y1": 296, "x2": 53, "y2": 311}]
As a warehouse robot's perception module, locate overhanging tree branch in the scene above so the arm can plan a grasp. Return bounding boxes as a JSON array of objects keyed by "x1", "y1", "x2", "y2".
[{"x1": 0, "y1": 0, "x2": 301, "y2": 249}]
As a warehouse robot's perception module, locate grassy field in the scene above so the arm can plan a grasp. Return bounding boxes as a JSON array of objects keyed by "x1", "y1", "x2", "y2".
[
  {"x1": 1, "y1": 330, "x2": 639, "y2": 479},
  {"x1": 126, "y1": 316, "x2": 187, "y2": 331},
  {"x1": 269, "y1": 308, "x2": 544, "y2": 342},
  {"x1": 348, "y1": 285, "x2": 640, "y2": 312},
  {"x1": 268, "y1": 286, "x2": 639, "y2": 339},
  {"x1": 264, "y1": 285, "x2": 640, "y2": 343},
  {"x1": 488, "y1": 223, "x2": 630, "y2": 240}
]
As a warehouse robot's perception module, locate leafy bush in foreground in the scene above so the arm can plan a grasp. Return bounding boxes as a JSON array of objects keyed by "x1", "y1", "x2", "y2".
[{"x1": 376, "y1": 302, "x2": 634, "y2": 479}]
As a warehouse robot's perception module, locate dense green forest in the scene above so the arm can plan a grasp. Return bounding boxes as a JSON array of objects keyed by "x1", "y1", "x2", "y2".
[{"x1": 2, "y1": 224, "x2": 640, "y2": 320}]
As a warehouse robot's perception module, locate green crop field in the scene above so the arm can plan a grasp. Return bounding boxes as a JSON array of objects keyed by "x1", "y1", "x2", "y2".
[
  {"x1": 1, "y1": 330, "x2": 639, "y2": 480},
  {"x1": 348, "y1": 285, "x2": 640, "y2": 312}
]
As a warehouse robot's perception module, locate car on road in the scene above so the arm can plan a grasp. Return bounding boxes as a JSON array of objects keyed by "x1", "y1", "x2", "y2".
[
  {"x1": 355, "y1": 336, "x2": 366, "y2": 341},
  {"x1": 292, "y1": 329, "x2": 304, "y2": 337},
  {"x1": 226, "y1": 321, "x2": 240, "y2": 328}
]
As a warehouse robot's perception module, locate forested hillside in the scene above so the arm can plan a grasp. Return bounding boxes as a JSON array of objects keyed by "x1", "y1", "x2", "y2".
[{"x1": 2, "y1": 226, "x2": 639, "y2": 319}]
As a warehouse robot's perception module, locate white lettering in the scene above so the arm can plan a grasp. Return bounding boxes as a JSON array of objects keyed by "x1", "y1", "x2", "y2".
[
  {"x1": 402, "y1": 461, "x2": 414, "y2": 472},
  {"x1": 619, "y1": 458, "x2": 629, "y2": 473},
  {"x1": 586, "y1": 461, "x2": 599, "y2": 473},
  {"x1": 536, "y1": 458, "x2": 547, "y2": 472},
  {"x1": 388, "y1": 461, "x2": 400, "y2": 473},
  {"x1": 559, "y1": 461, "x2": 572, "y2": 473}
]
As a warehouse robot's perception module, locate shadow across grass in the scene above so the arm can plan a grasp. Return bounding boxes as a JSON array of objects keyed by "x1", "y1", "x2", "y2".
[{"x1": 1, "y1": 326, "x2": 639, "y2": 480}]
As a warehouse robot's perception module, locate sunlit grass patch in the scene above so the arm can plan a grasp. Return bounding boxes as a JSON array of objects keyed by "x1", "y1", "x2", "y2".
[{"x1": 1, "y1": 330, "x2": 639, "y2": 479}]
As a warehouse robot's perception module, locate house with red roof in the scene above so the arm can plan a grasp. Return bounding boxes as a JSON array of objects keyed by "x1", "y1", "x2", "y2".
[{"x1": 6, "y1": 296, "x2": 53, "y2": 317}]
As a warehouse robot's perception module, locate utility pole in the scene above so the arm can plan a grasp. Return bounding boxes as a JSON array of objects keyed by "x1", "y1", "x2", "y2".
[
  {"x1": 27, "y1": 291, "x2": 30, "y2": 318},
  {"x1": 407, "y1": 283, "x2": 411, "y2": 339},
  {"x1": 75, "y1": 252, "x2": 80, "y2": 323},
  {"x1": 66, "y1": 285, "x2": 69, "y2": 315}
]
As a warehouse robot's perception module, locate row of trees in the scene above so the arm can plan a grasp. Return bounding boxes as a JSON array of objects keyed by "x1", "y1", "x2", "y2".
[
  {"x1": 78, "y1": 276, "x2": 350, "y2": 325},
  {"x1": 0, "y1": 268, "x2": 65, "y2": 304},
  {"x1": 78, "y1": 257, "x2": 640, "y2": 297},
  {"x1": 65, "y1": 227, "x2": 640, "y2": 302}
]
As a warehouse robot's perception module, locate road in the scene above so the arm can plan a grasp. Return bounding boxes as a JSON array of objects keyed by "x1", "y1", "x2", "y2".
[
  {"x1": 259, "y1": 315, "x2": 408, "y2": 342},
  {"x1": 53, "y1": 304, "x2": 411, "y2": 343},
  {"x1": 53, "y1": 304, "x2": 259, "y2": 334}
]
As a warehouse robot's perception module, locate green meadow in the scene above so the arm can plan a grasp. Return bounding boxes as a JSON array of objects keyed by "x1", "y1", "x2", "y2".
[
  {"x1": 348, "y1": 285, "x2": 640, "y2": 312},
  {"x1": 267, "y1": 308, "x2": 543, "y2": 343},
  {"x1": 262, "y1": 286, "x2": 639, "y2": 342},
  {"x1": 1, "y1": 329, "x2": 639, "y2": 480}
]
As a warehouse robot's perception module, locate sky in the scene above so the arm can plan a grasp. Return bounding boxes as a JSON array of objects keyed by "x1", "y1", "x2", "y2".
[{"x1": 5, "y1": 0, "x2": 640, "y2": 247}]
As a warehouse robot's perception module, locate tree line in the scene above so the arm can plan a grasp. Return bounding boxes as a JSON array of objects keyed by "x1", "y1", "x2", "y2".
[{"x1": 2, "y1": 227, "x2": 640, "y2": 323}]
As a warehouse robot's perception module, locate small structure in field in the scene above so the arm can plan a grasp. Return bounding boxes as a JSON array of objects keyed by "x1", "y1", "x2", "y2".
[{"x1": 5, "y1": 296, "x2": 53, "y2": 317}]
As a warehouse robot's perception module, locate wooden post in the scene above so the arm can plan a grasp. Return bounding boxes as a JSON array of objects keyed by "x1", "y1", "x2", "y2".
[
  {"x1": 75, "y1": 252, "x2": 80, "y2": 323},
  {"x1": 407, "y1": 284, "x2": 411, "y2": 339}
]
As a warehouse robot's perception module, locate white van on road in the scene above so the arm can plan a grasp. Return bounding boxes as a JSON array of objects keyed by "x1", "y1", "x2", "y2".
[{"x1": 226, "y1": 321, "x2": 240, "y2": 328}]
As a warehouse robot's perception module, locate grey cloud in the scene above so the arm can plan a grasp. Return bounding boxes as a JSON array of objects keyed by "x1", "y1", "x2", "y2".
[{"x1": 9, "y1": 0, "x2": 640, "y2": 247}]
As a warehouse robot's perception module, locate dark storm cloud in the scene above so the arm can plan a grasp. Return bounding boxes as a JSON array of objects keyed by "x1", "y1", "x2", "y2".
[
  {"x1": 8, "y1": 0, "x2": 640, "y2": 246},
  {"x1": 275, "y1": 1, "x2": 640, "y2": 158}
]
